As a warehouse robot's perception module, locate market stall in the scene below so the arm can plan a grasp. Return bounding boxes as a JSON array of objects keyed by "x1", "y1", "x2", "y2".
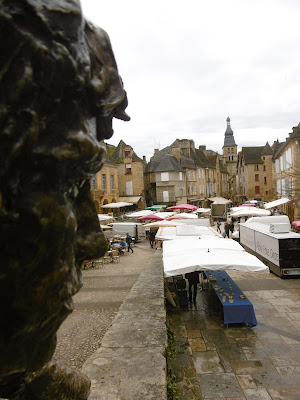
[{"x1": 163, "y1": 238, "x2": 268, "y2": 277}]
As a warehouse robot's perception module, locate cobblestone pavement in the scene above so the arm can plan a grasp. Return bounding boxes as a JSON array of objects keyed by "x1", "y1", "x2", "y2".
[
  {"x1": 53, "y1": 239, "x2": 156, "y2": 370},
  {"x1": 167, "y1": 221, "x2": 300, "y2": 400},
  {"x1": 168, "y1": 270, "x2": 300, "y2": 400}
]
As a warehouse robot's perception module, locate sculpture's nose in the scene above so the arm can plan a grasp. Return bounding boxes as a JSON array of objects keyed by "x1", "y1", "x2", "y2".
[{"x1": 74, "y1": 181, "x2": 108, "y2": 266}]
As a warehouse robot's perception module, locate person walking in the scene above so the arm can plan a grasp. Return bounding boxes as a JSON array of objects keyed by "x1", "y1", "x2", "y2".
[
  {"x1": 229, "y1": 221, "x2": 234, "y2": 238},
  {"x1": 216, "y1": 220, "x2": 221, "y2": 234},
  {"x1": 149, "y1": 230, "x2": 156, "y2": 248},
  {"x1": 185, "y1": 271, "x2": 200, "y2": 302},
  {"x1": 224, "y1": 222, "x2": 230, "y2": 238},
  {"x1": 126, "y1": 232, "x2": 134, "y2": 253}
]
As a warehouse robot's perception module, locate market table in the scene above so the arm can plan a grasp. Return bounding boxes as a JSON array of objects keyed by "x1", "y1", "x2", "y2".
[{"x1": 204, "y1": 270, "x2": 257, "y2": 327}]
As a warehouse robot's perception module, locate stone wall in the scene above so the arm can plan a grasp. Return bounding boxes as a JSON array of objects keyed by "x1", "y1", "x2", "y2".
[{"x1": 82, "y1": 251, "x2": 167, "y2": 399}]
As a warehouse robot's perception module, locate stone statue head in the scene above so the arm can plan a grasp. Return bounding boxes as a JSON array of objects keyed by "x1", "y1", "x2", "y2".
[{"x1": 0, "y1": 0, "x2": 129, "y2": 396}]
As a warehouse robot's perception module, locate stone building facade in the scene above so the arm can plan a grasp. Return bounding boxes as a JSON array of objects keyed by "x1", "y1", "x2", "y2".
[
  {"x1": 90, "y1": 160, "x2": 119, "y2": 213},
  {"x1": 236, "y1": 143, "x2": 274, "y2": 202},
  {"x1": 273, "y1": 124, "x2": 300, "y2": 221},
  {"x1": 107, "y1": 140, "x2": 145, "y2": 209},
  {"x1": 145, "y1": 139, "x2": 229, "y2": 207}
]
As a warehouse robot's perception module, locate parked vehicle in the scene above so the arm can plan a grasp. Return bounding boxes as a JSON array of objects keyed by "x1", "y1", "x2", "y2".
[
  {"x1": 239, "y1": 216, "x2": 300, "y2": 278},
  {"x1": 211, "y1": 203, "x2": 228, "y2": 220},
  {"x1": 107, "y1": 222, "x2": 146, "y2": 241}
]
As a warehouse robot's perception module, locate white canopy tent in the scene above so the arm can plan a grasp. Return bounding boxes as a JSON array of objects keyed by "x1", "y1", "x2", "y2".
[
  {"x1": 102, "y1": 202, "x2": 133, "y2": 209},
  {"x1": 126, "y1": 210, "x2": 175, "y2": 219},
  {"x1": 168, "y1": 212, "x2": 198, "y2": 219},
  {"x1": 195, "y1": 208, "x2": 211, "y2": 214},
  {"x1": 154, "y1": 212, "x2": 176, "y2": 219},
  {"x1": 163, "y1": 238, "x2": 268, "y2": 277},
  {"x1": 156, "y1": 225, "x2": 220, "y2": 241},
  {"x1": 264, "y1": 197, "x2": 290, "y2": 209},
  {"x1": 98, "y1": 214, "x2": 114, "y2": 221},
  {"x1": 143, "y1": 220, "x2": 182, "y2": 228},
  {"x1": 230, "y1": 207, "x2": 271, "y2": 217},
  {"x1": 125, "y1": 210, "x2": 153, "y2": 218},
  {"x1": 100, "y1": 224, "x2": 113, "y2": 230},
  {"x1": 209, "y1": 197, "x2": 232, "y2": 204}
]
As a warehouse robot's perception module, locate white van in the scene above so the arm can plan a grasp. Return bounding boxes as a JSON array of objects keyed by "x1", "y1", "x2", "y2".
[{"x1": 107, "y1": 222, "x2": 146, "y2": 241}]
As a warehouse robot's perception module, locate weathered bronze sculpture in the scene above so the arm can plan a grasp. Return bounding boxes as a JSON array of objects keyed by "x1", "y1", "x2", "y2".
[{"x1": 0, "y1": 1, "x2": 129, "y2": 398}]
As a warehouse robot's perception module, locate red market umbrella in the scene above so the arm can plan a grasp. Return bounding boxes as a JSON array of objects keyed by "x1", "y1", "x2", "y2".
[
  {"x1": 138, "y1": 214, "x2": 164, "y2": 221},
  {"x1": 238, "y1": 203, "x2": 256, "y2": 207},
  {"x1": 166, "y1": 204, "x2": 198, "y2": 211}
]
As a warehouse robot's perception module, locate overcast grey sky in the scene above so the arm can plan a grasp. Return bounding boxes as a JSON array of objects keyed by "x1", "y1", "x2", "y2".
[{"x1": 81, "y1": 0, "x2": 300, "y2": 161}]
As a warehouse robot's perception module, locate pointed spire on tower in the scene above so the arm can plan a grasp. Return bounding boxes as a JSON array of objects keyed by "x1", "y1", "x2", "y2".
[{"x1": 223, "y1": 116, "x2": 237, "y2": 147}]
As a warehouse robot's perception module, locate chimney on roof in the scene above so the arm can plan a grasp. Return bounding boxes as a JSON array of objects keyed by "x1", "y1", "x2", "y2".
[
  {"x1": 171, "y1": 145, "x2": 181, "y2": 163},
  {"x1": 143, "y1": 155, "x2": 147, "y2": 163},
  {"x1": 199, "y1": 145, "x2": 206, "y2": 155},
  {"x1": 154, "y1": 148, "x2": 159, "y2": 155}
]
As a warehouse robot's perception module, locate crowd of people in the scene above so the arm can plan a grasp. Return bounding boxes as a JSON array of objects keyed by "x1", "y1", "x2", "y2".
[
  {"x1": 216, "y1": 218, "x2": 236, "y2": 238},
  {"x1": 106, "y1": 232, "x2": 134, "y2": 254}
]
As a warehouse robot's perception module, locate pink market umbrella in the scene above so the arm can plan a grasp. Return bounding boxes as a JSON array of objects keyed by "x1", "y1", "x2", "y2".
[
  {"x1": 166, "y1": 204, "x2": 198, "y2": 211},
  {"x1": 292, "y1": 221, "x2": 300, "y2": 228},
  {"x1": 138, "y1": 214, "x2": 164, "y2": 221}
]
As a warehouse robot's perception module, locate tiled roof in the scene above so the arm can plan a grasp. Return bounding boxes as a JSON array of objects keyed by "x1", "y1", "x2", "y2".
[
  {"x1": 146, "y1": 146, "x2": 183, "y2": 173},
  {"x1": 104, "y1": 158, "x2": 117, "y2": 166},
  {"x1": 207, "y1": 154, "x2": 217, "y2": 168},
  {"x1": 193, "y1": 149, "x2": 210, "y2": 168},
  {"x1": 261, "y1": 142, "x2": 273, "y2": 156},
  {"x1": 272, "y1": 140, "x2": 285, "y2": 160},
  {"x1": 219, "y1": 160, "x2": 228, "y2": 173},
  {"x1": 109, "y1": 140, "x2": 143, "y2": 163},
  {"x1": 289, "y1": 123, "x2": 300, "y2": 140},
  {"x1": 242, "y1": 147, "x2": 264, "y2": 164},
  {"x1": 180, "y1": 153, "x2": 196, "y2": 169}
]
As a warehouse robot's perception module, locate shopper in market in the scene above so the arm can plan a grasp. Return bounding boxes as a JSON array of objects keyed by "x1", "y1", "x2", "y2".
[
  {"x1": 185, "y1": 271, "x2": 200, "y2": 302},
  {"x1": 126, "y1": 232, "x2": 134, "y2": 253}
]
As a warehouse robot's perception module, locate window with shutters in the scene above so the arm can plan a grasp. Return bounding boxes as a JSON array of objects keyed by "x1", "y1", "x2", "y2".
[
  {"x1": 163, "y1": 191, "x2": 169, "y2": 202},
  {"x1": 91, "y1": 176, "x2": 96, "y2": 190},
  {"x1": 161, "y1": 172, "x2": 169, "y2": 181},
  {"x1": 126, "y1": 181, "x2": 133, "y2": 195},
  {"x1": 102, "y1": 174, "x2": 106, "y2": 189}
]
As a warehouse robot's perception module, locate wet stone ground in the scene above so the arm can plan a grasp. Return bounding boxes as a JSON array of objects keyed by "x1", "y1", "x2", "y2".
[
  {"x1": 53, "y1": 241, "x2": 155, "y2": 370},
  {"x1": 167, "y1": 271, "x2": 300, "y2": 400}
]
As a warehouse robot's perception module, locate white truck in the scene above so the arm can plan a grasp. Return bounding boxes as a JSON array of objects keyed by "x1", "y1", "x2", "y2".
[
  {"x1": 211, "y1": 203, "x2": 228, "y2": 220},
  {"x1": 106, "y1": 222, "x2": 146, "y2": 242},
  {"x1": 239, "y1": 216, "x2": 300, "y2": 278}
]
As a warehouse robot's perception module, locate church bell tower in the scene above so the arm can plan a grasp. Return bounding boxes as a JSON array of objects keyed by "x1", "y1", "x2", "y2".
[{"x1": 222, "y1": 116, "x2": 238, "y2": 177}]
